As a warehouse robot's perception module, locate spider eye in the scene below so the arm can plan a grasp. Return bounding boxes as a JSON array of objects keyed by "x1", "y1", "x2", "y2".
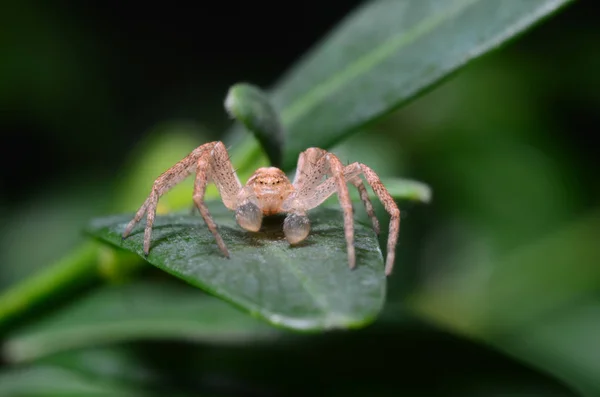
[
  {"x1": 236, "y1": 202, "x2": 262, "y2": 232},
  {"x1": 284, "y1": 213, "x2": 310, "y2": 245}
]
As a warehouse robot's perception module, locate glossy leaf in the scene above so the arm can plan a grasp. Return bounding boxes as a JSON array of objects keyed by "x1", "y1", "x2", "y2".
[
  {"x1": 226, "y1": 0, "x2": 573, "y2": 170},
  {"x1": 225, "y1": 83, "x2": 284, "y2": 168},
  {"x1": 85, "y1": 204, "x2": 386, "y2": 331},
  {"x1": 3, "y1": 280, "x2": 276, "y2": 363}
]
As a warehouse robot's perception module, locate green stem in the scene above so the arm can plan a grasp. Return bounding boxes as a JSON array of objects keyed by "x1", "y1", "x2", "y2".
[{"x1": 0, "y1": 241, "x2": 100, "y2": 327}]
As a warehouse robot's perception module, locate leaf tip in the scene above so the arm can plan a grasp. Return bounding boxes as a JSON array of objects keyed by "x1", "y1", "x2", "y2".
[
  {"x1": 223, "y1": 83, "x2": 245, "y2": 119},
  {"x1": 223, "y1": 82, "x2": 284, "y2": 168}
]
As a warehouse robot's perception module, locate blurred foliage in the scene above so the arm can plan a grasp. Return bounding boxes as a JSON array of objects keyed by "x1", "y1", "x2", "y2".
[
  {"x1": 3, "y1": 280, "x2": 275, "y2": 364},
  {"x1": 2, "y1": 0, "x2": 600, "y2": 396}
]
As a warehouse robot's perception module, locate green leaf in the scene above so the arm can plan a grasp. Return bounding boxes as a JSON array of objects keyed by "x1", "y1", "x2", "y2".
[
  {"x1": 3, "y1": 280, "x2": 276, "y2": 363},
  {"x1": 8, "y1": 317, "x2": 576, "y2": 396},
  {"x1": 7, "y1": 346, "x2": 225, "y2": 397},
  {"x1": 226, "y1": 0, "x2": 573, "y2": 170},
  {"x1": 327, "y1": 177, "x2": 431, "y2": 208},
  {"x1": 225, "y1": 83, "x2": 284, "y2": 168},
  {"x1": 378, "y1": 177, "x2": 432, "y2": 203},
  {"x1": 0, "y1": 366, "x2": 145, "y2": 397},
  {"x1": 85, "y1": 204, "x2": 386, "y2": 332},
  {"x1": 68, "y1": 319, "x2": 573, "y2": 396}
]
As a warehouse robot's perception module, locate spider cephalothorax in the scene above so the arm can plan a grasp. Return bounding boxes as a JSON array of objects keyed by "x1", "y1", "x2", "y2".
[{"x1": 122, "y1": 141, "x2": 400, "y2": 275}]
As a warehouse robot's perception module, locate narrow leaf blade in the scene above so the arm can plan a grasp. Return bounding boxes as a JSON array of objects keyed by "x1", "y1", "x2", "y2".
[
  {"x1": 85, "y1": 204, "x2": 386, "y2": 332},
  {"x1": 227, "y1": 0, "x2": 573, "y2": 170},
  {"x1": 3, "y1": 280, "x2": 276, "y2": 363},
  {"x1": 0, "y1": 366, "x2": 144, "y2": 397},
  {"x1": 379, "y1": 177, "x2": 432, "y2": 203}
]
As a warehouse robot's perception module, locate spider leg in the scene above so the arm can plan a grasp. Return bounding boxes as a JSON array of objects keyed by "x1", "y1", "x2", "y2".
[
  {"x1": 299, "y1": 162, "x2": 399, "y2": 275},
  {"x1": 208, "y1": 142, "x2": 243, "y2": 211},
  {"x1": 328, "y1": 155, "x2": 355, "y2": 269},
  {"x1": 349, "y1": 176, "x2": 380, "y2": 235},
  {"x1": 195, "y1": 141, "x2": 244, "y2": 256},
  {"x1": 359, "y1": 163, "x2": 400, "y2": 275},
  {"x1": 280, "y1": 148, "x2": 329, "y2": 244},
  {"x1": 122, "y1": 198, "x2": 151, "y2": 240},
  {"x1": 122, "y1": 143, "x2": 216, "y2": 255},
  {"x1": 339, "y1": 163, "x2": 399, "y2": 275},
  {"x1": 290, "y1": 148, "x2": 326, "y2": 194},
  {"x1": 192, "y1": 153, "x2": 230, "y2": 258},
  {"x1": 122, "y1": 141, "x2": 242, "y2": 257},
  {"x1": 286, "y1": 148, "x2": 355, "y2": 269},
  {"x1": 287, "y1": 150, "x2": 379, "y2": 235}
]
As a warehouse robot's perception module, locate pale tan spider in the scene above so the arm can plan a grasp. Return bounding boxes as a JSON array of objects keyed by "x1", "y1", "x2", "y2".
[{"x1": 122, "y1": 141, "x2": 400, "y2": 275}]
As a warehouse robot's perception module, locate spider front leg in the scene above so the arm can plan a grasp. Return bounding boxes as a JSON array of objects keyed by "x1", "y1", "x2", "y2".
[
  {"x1": 287, "y1": 148, "x2": 380, "y2": 236},
  {"x1": 193, "y1": 141, "x2": 248, "y2": 257},
  {"x1": 192, "y1": 155, "x2": 230, "y2": 258},
  {"x1": 284, "y1": 148, "x2": 356, "y2": 268},
  {"x1": 295, "y1": 161, "x2": 400, "y2": 275},
  {"x1": 122, "y1": 141, "x2": 242, "y2": 257},
  {"x1": 122, "y1": 143, "x2": 216, "y2": 255}
]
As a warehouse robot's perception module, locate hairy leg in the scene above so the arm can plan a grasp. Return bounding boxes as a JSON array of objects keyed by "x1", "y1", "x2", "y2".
[
  {"x1": 358, "y1": 164, "x2": 400, "y2": 275},
  {"x1": 302, "y1": 162, "x2": 400, "y2": 275},
  {"x1": 193, "y1": 154, "x2": 230, "y2": 257},
  {"x1": 349, "y1": 176, "x2": 380, "y2": 235},
  {"x1": 326, "y1": 154, "x2": 355, "y2": 269},
  {"x1": 188, "y1": 141, "x2": 242, "y2": 215},
  {"x1": 289, "y1": 147, "x2": 329, "y2": 199},
  {"x1": 291, "y1": 160, "x2": 380, "y2": 235},
  {"x1": 122, "y1": 141, "x2": 242, "y2": 257},
  {"x1": 281, "y1": 148, "x2": 327, "y2": 245},
  {"x1": 208, "y1": 142, "x2": 243, "y2": 210},
  {"x1": 286, "y1": 148, "x2": 356, "y2": 269},
  {"x1": 122, "y1": 142, "x2": 217, "y2": 254}
]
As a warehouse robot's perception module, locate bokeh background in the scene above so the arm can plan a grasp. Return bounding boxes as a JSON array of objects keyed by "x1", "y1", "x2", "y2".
[{"x1": 2, "y1": 0, "x2": 600, "y2": 395}]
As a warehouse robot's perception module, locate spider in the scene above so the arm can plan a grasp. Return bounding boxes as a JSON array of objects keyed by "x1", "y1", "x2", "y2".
[{"x1": 122, "y1": 141, "x2": 400, "y2": 275}]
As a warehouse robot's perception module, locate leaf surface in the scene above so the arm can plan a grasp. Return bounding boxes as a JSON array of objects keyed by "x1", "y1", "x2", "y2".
[{"x1": 85, "y1": 204, "x2": 386, "y2": 332}]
